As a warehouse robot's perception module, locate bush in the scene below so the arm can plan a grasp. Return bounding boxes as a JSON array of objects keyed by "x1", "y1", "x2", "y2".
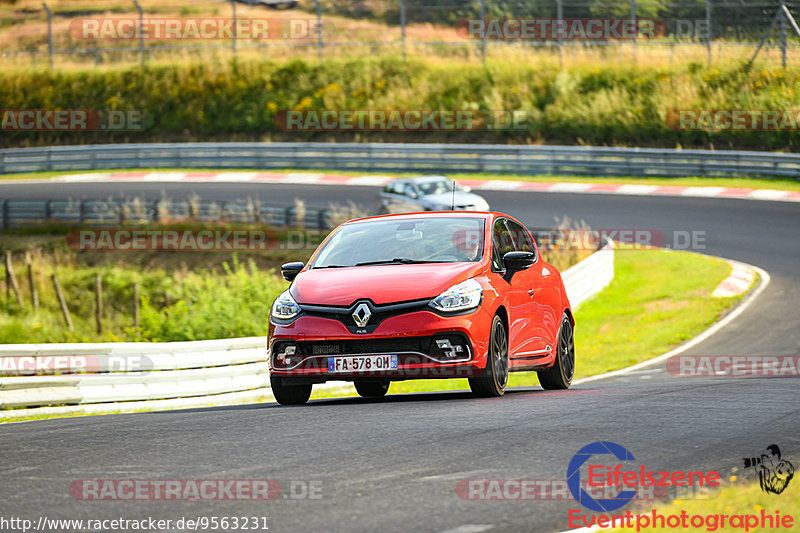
[{"x1": 1, "y1": 57, "x2": 798, "y2": 150}]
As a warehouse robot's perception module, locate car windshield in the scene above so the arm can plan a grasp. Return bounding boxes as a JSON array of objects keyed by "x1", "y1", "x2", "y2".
[
  {"x1": 416, "y1": 179, "x2": 462, "y2": 196},
  {"x1": 312, "y1": 217, "x2": 485, "y2": 268}
]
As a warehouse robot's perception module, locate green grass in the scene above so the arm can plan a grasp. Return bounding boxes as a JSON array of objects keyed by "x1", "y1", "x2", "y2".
[
  {"x1": 0, "y1": 408, "x2": 157, "y2": 424},
  {"x1": 0, "y1": 253, "x2": 288, "y2": 343},
  {"x1": 1, "y1": 167, "x2": 798, "y2": 191},
  {"x1": 617, "y1": 481, "x2": 799, "y2": 532},
  {"x1": 312, "y1": 248, "x2": 741, "y2": 399}
]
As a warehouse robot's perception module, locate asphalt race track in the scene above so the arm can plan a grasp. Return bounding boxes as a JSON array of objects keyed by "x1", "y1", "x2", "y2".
[{"x1": 1, "y1": 180, "x2": 799, "y2": 533}]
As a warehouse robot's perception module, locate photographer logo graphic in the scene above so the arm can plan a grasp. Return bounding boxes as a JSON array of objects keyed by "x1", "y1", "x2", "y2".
[
  {"x1": 744, "y1": 444, "x2": 794, "y2": 495},
  {"x1": 567, "y1": 441, "x2": 722, "y2": 513},
  {"x1": 567, "y1": 441, "x2": 637, "y2": 512}
]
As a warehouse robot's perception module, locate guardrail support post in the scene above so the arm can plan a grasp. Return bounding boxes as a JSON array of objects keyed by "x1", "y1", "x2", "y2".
[
  {"x1": 555, "y1": 0, "x2": 563, "y2": 68},
  {"x1": 398, "y1": 0, "x2": 407, "y2": 62},
  {"x1": 229, "y1": 0, "x2": 237, "y2": 59},
  {"x1": 780, "y1": 0, "x2": 787, "y2": 67},
  {"x1": 133, "y1": 0, "x2": 145, "y2": 68},
  {"x1": 42, "y1": 3, "x2": 54, "y2": 69},
  {"x1": 629, "y1": 0, "x2": 637, "y2": 65},
  {"x1": 478, "y1": 0, "x2": 486, "y2": 65},
  {"x1": 705, "y1": 0, "x2": 712, "y2": 67},
  {"x1": 313, "y1": 0, "x2": 323, "y2": 60}
]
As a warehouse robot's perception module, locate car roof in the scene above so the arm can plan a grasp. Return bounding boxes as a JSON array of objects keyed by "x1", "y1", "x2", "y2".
[
  {"x1": 392, "y1": 176, "x2": 452, "y2": 184},
  {"x1": 344, "y1": 211, "x2": 497, "y2": 225}
]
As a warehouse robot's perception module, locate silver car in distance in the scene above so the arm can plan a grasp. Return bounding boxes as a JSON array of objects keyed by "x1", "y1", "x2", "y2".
[{"x1": 378, "y1": 176, "x2": 490, "y2": 214}]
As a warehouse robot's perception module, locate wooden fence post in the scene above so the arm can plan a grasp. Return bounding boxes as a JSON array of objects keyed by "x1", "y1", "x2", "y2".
[
  {"x1": 51, "y1": 273, "x2": 72, "y2": 330},
  {"x1": 133, "y1": 283, "x2": 140, "y2": 329},
  {"x1": 95, "y1": 274, "x2": 103, "y2": 335},
  {"x1": 5, "y1": 251, "x2": 24, "y2": 309},
  {"x1": 27, "y1": 253, "x2": 38, "y2": 310}
]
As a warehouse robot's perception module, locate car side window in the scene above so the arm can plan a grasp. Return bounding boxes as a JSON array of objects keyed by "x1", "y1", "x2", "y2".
[
  {"x1": 505, "y1": 219, "x2": 535, "y2": 258},
  {"x1": 492, "y1": 219, "x2": 515, "y2": 271},
  {"x1": 404, "y1": 184, "x2": 418, "y2": 198}
]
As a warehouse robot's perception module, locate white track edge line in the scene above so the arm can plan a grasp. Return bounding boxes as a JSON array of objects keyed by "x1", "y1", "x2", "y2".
[{"x1": 572, "y1": 258, "x2": 770, "y2": 386}]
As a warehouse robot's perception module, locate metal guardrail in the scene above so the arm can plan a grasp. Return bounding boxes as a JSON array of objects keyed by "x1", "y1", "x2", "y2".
[
  {"x1": 0, "y1": 242, "x2": 613, "y2": 413},
  {"x1": 1, "y1": 143, "x2": 798, "y2": 179},
  {"x1": 562, "y1": 239, "x2": 614, "y2": 310},
  {"x1": 0, "y1": 198, "x2": 330, "y2": 230},
  {"x1": 0, "y1": 337, "x2": 268, "y2": 409}
]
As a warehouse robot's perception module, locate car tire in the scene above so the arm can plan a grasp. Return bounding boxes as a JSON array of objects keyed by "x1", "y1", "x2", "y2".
[
  {"x1": 354, "y1": 380, "x2": 390, "y2": 398},
  {"x1": 537, "y1": 313, "x2": 575, "y2": 390},
  {"x1": 270, "y1": 375, "x2": 312, "y2": 405},
  {"x1": 469, "y1": 315, "x2": 508, "y2": 397}
]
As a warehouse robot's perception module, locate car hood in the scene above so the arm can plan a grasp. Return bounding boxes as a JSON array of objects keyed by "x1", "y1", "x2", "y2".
[
  {"x1": 290, "y1": 262, "x2": 484, "y2": 306},
  {"x1": 422, "y1": 191, "x2": 486, "y2": 209}
]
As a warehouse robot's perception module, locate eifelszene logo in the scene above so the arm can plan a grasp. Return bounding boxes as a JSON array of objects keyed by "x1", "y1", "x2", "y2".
[
  {"x1": 744, "y1": 444, "x2": 794, "y2": 495},
  {"x1": 568, "y1": 441, "x2": 638, "y2": 512},
  {"x1": 567, "y1": 441, "x2": 721, "y2": 513}
]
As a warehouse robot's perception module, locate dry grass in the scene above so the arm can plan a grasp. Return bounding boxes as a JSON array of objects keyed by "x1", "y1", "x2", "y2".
[{"x1": 2, "y1": 0, "x2": 799, "y2": 69}]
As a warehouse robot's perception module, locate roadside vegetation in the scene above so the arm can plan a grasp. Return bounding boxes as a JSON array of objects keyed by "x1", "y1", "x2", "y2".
[{"x1": 1, "y1": 57, "x2": 799, "y2": 150}]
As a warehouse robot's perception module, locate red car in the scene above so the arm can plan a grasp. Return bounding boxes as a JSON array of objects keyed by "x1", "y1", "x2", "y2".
[{"x1": 268, "y1": 212, "x2": 574, "y2": 405}]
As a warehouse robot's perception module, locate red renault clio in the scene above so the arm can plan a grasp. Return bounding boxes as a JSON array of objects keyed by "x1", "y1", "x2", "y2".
[{"x1": 268, "y1": 212, "x2": 574, "y2": 405}]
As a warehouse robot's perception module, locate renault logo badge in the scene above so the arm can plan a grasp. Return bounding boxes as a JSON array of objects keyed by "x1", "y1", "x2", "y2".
[{"x1": 352, "y1": 303, "x2": 371, "y2": 327}]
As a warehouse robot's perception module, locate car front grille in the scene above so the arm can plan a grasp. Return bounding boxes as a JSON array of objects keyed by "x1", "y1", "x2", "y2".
[
  {"x1": 299, "y1": 298, "x2": 432, "y2": 334},
  {"x1": 271, "y1": 333, "x2": 474, "y2": 370}
]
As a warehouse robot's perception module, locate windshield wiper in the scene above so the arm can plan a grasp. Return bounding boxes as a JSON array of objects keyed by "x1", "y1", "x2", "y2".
[
  {"x1": 354, "y1": 258, "x2": 449, "y2": 266},
  {"x1": 312, "y1": 264, "x2": 350, "y2": 269}
]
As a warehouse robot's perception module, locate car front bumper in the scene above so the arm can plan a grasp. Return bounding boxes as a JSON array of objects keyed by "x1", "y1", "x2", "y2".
[{"x1": 269, "y1": 308, "x2": 491, "y2": 382}]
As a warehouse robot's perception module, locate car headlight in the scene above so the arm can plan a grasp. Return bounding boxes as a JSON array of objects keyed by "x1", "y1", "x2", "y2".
[
  {"x1": 271, "y1": 290, "x2": 301, "y2": 320},
  {"x1": 429, "y1": 278, "x2": 483, "y2": 313}
]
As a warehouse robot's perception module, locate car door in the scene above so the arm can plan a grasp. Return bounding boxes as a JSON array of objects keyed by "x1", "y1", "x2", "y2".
[
  {"x1": 401, "y1": 183, "x2": 424, "y2": 212},
  {"x1": 492, "y1": 218, "x2": 534, "y2": 359},
  {"x1": 379, "y1": 181, "x2": 406, "y2": 213},
  {"x1": 504, "y1": 219, "x2": 554, "y2": 361}
]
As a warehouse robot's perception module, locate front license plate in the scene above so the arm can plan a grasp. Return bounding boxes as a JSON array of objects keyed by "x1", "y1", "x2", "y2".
[{"x1": 328, "y1": 355, "x2": 398, "y2": 373}]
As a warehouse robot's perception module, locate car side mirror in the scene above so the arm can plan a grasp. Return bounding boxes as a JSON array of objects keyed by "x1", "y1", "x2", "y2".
[
  {"x1": 281, "y1": 262, "x2": 304, "y2": 281},
  {"x1": 503, "y1": 251, "x2": 535, "y2": 271},
  {"x1": 408, "y1": 191, "x2": 419, "y2": 199}
]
